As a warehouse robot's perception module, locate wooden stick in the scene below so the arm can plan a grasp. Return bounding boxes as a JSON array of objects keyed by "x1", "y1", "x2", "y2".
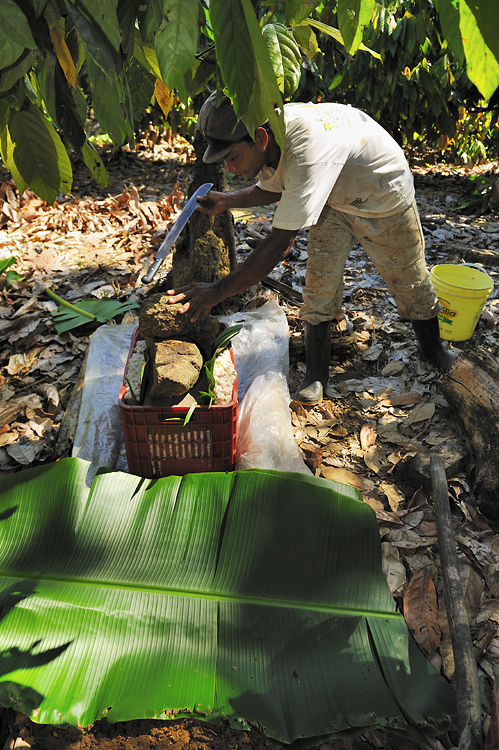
[{"x1": 430, "y1": 455, "x2": 483, "y2": 750}]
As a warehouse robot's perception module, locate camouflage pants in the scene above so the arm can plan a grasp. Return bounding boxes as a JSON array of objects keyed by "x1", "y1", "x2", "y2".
[{"x1": 300, "y1": 200, "x2": 440, "y2": 324}]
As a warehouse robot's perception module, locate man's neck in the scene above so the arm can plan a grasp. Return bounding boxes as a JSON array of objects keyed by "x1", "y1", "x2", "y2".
[{"x1": 266, "y1": 135, "x2": 281, "y2": 170}]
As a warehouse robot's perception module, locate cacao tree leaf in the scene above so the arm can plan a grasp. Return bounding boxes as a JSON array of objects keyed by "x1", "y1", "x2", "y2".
[
  {"x1": 436, "y1": 0, "x2": 499, "y2": 101},
  {"x1": 31, "y1": 0, "x2": 52, "y2": 16},
  {"x1": 292, "y1": 22, "x2": 320, "y2": 60},
  {"x1": 0, "y1": 40, "x2": 25, "y2": 70},
  {"x1": 36, "y1": 52, "x2": 86, "y2": 151},
  {"x1": 285, "y1": 0, "x2": 322, "y2": 26},
  {"x1": 137, "y1": 0, "x2": 163, "y2": 43},
  {"x1": 465, "y1": 0, "x2": 499, "y2": 62},
  {"x1": 81, "y1": 139, "x2": 109, "y2": 187},
  {"x1": 0, "y1": 101, "x2": 7, "y2": 133},
  {"x1": 127, "y1": 59, "x2": 155, "y2": 122},
  {"x1": 153, "y1": 0, "x2": 198, "y2": 103},
  {"x1": 242, "y1": 2, "x2": 285, "y2": 150},
  {"x1": 0, "y1": 126, "x2": 28, "y2": 196},
  {"x1": 0, "y1": 0, "x2": 37, "y2": 49},
  {"x1": 306, "y1": 18, "x2": 382, "y2": 59},
  {"x1": 48, "y1": 24, "x2": 78, "y2": 88},
  {"x1": 86, "y1": 55, "x2": 135, "y2": 146},
  {"x1": 65, "y1": 0, "x2": 122, "y2": 75},
  {"x1": 133, "y1": 32, "x2": 162, "y2": 79},
  {"x1": 458, "y1": 0, "x2": 499, "y2": 101},
  {"x1": 189, "y1": 59, "x2": 217, "y2": 98},
  {"x1": 405, "y1": 15, "x2": 417, "y2": 56},
  {"x1": 209, "y1": 0, "x2": 258, "y2": 122},
  {"x1": 262, "y1": 23, "x2": 302, "y2": 99},
  {"x1": 154, "y1": 79, "x2": 175, "y2": 119},
  {"x1": 210, "y1": 0, "x2": 284, "y2": 151},
  {"x1": 7, "y1": 104, "x2": 73, "y2": 203},
  {"x1": 338, "y1": 0, "x2": 376, "y2": 56},
  {"x1": 42, "y1": 0, "x2": 67, "y2": 28},
  {"x1": 117, "y1": 0, "x2": 142, "y2": 64},
  {"x1": 0, "y1": 50, "x2": 36, "y2": 93}
]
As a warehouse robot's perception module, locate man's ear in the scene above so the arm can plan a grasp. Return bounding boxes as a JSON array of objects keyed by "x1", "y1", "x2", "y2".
[{"x1": 255, "y1": 126, "x2": 269, "y2": 151}]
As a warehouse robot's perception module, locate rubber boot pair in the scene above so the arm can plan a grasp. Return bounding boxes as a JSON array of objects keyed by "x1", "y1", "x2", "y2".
[
  {"x1": 411, "y1": 317, "x2": 458, "y2": 373},
  {"x1": 294, "y1": 321, "x2": 331, "y2": 405}
]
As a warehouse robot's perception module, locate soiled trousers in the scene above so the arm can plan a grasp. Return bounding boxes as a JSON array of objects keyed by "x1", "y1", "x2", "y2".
[{"x1": 300, "y1": 199, "x2": 440, "y2": 325}]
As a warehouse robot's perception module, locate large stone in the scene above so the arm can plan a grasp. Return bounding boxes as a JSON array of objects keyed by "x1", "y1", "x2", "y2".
[
  {"x1": 150, "y1": 339, "x2": 203, "y2": 400},
  {"x1": 139, "y1": 298, "x2": 219, "y2": 356}
]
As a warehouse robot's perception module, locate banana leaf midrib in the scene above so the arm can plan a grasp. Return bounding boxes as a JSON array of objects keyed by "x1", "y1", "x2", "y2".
[{"x1": 0, "y1": 570, "x2": 402, "y2": 618}]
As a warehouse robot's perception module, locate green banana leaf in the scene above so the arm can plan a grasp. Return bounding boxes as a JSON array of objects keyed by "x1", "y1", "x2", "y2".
[
  {"x1": 45, "y1": 287, "x2": 140, "y2": 333},
  {"x1": 0, "y1": 459, "x2": 455, "y2": 747}
]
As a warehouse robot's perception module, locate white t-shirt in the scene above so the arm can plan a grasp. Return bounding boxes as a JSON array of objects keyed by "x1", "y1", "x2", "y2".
[{"x1": 257, "y1": 102, "x2": 415, "y2": 231}]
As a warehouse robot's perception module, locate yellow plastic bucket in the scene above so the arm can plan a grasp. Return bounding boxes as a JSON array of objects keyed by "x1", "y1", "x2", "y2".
[{"x1": 430, "y1": 264, "x2": 494, "y2": 341}]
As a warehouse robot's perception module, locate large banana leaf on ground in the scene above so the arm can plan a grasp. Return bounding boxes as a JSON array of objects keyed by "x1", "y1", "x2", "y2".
[{"x1": 0, "y1": 459, "x2": 455, "y2": 747}]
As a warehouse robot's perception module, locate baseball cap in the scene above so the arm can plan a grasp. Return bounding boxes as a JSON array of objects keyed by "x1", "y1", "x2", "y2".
[{"x1": 197, "y1": 92, "x2": 250, "y2": 163}]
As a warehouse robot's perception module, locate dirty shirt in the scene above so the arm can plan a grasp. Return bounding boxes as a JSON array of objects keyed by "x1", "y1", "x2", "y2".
[{"x1": 256, "y1": 102, "x2": 415, "y2": 231}]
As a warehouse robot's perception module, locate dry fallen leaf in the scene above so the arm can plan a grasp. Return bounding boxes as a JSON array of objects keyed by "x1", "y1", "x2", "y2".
[
  {"x1": 5, "y1": 438, "x2": 45, "y2": 465},
  {"x1": 406, "y1": 401, "x2": 436, "y2": 426},
  {"x1": 359, "y1": 423, "x2": 377, "y2": 450},
  {"x1": 379, "y1": 392, "x2": 423, "y2": 407},
  {"x1": 381, "y1": 541, "x2": 407, "y2": 593},
  {"x1": 300, "y1": 442, "x2": 323, "y2": 470},
  {"x1": 403, "y1": 567, "x2": 442, "y2": 656},
  {"x1": 381, "y1": 360, "x2": 405, "y2": 377},
  {"x1": 363, "y1": 445, "x2": 389, "y2": 474},
  {"x1": 379, "y1": 481, "x2": 406, "y2": 512},
  {"x1": 439, "y1": 635, "x2": 455, "y2": 680},
  {"x1": 320, "y1": 466, "x2": 364, "y2": 491},
  {"x1": 460, "y1": 562, "x2": 484, "y2": 622}
]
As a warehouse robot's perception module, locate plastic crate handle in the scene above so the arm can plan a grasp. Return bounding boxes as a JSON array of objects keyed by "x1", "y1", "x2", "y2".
[{"x1": 158, "y1": 414, "x2": 199, "y2": 424}]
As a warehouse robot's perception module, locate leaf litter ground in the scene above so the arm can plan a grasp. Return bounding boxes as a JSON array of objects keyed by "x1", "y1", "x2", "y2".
[{"x1": 1, "y1": 134, "x2": 499, "y2": 750}]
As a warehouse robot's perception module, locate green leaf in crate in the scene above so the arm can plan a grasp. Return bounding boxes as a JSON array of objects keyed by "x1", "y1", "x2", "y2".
[
  {"x1": 183, "y1": 324, "x2": 242, "y2": 425},
  {"x1": 0, "y1": 459, "x2": 456, "y2": 746}
]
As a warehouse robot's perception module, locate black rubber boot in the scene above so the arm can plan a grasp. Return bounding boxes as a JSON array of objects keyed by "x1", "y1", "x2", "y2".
[
  {"x1": 411, "y1": 317, "x2": 458, "y2": 373},
  {"x1": 294, "y1": 321, "x2": 332, "y2": 405}
]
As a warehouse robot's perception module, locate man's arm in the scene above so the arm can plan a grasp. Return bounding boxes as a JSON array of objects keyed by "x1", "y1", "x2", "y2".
[
  {"x1": 197, "y1": 185, "x2": 282, "y2": 215},
  {"x1": 167, "y1": 227, "x2": 297, "y2": 322}
]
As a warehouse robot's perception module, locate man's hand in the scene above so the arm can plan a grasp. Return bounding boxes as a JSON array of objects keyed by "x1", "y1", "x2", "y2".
[
  {"x1": 196, "y1": 192, "x2": 227, "y2": 216},
  {"x1": 196, "y1": 185, "x2": 281, "y2": 216},
  {"x1": 167, "y1": 227, "x2": 297, "y2": 323},
  {"x1": 166, "y1": 281, "x2": 222, "y2": 323}
]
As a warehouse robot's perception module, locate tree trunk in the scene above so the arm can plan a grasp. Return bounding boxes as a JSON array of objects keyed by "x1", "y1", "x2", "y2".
[
  {"x1": 155, "y1": 130, "x2": 238, "y2": 316},
  {"x1": 441, "y1": 346, "x2": 499, "y2": 523}
]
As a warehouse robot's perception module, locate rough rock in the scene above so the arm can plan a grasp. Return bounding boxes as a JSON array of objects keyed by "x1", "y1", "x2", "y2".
[
  {"x1": 150, "y1": 339, "x2": 203, "y2": 400},
  {"x1": 139, "y1": 298, "x2": 219, "y2": 356}
]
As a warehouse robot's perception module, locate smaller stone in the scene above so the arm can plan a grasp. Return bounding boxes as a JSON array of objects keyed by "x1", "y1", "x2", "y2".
[{"x1": 150, "y1": 339, "x2": 203, "y2": 400}]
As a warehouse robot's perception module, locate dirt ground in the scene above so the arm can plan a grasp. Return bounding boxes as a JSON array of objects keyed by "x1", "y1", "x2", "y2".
[
  {"x1": 2, "y1": 712, "x2": 451, "y2": 750},
  {"x1": 1, "y1": 131, "x2": 499, "y2": 750}
]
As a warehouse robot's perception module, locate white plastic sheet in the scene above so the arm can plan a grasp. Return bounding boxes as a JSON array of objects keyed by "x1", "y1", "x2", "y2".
[
  {"x1": 72, "y1": 322, "x2": 137, "y2": 485},
  {"x1": 220, "y1": 300, "x2": 311, "y2": 475},
  {"x1": 73, "y1": 300, "x2": 310, "y2": 482}
]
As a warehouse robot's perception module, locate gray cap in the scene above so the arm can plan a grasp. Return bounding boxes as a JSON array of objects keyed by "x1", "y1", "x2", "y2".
[{"x1": 197, "y1": 92, "x2": 250, "y2": 163}]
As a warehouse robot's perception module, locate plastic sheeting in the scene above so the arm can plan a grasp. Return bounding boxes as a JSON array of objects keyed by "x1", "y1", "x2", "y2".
[
  {"x1": 220, "y1": 300, "x2": 311, "y2": 474},
  {"x1": 72, "y1": 323, "x2": 137, "y2": 486},
  {"x1": 72, "y1": 301, "x2": 310, "y2": 484}
]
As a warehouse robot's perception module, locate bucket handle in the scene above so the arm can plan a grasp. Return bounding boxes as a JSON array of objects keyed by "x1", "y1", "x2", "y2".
[
  {"x1": 461, "y1": 262, "x2": 496, "y2": 302},
  {"x1": 460, "y1": 263, "x2": 489, "y2": 275}
]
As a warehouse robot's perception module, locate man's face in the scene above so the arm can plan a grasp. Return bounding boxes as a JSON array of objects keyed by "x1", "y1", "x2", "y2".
[{"x1": 224, "y1": 138, "x2": 267, "y2": 179}]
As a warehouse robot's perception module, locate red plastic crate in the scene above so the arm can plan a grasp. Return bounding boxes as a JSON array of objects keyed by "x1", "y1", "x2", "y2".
[{"x1": 119, "y1": 327, "x2": 237, "y2": 478}]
